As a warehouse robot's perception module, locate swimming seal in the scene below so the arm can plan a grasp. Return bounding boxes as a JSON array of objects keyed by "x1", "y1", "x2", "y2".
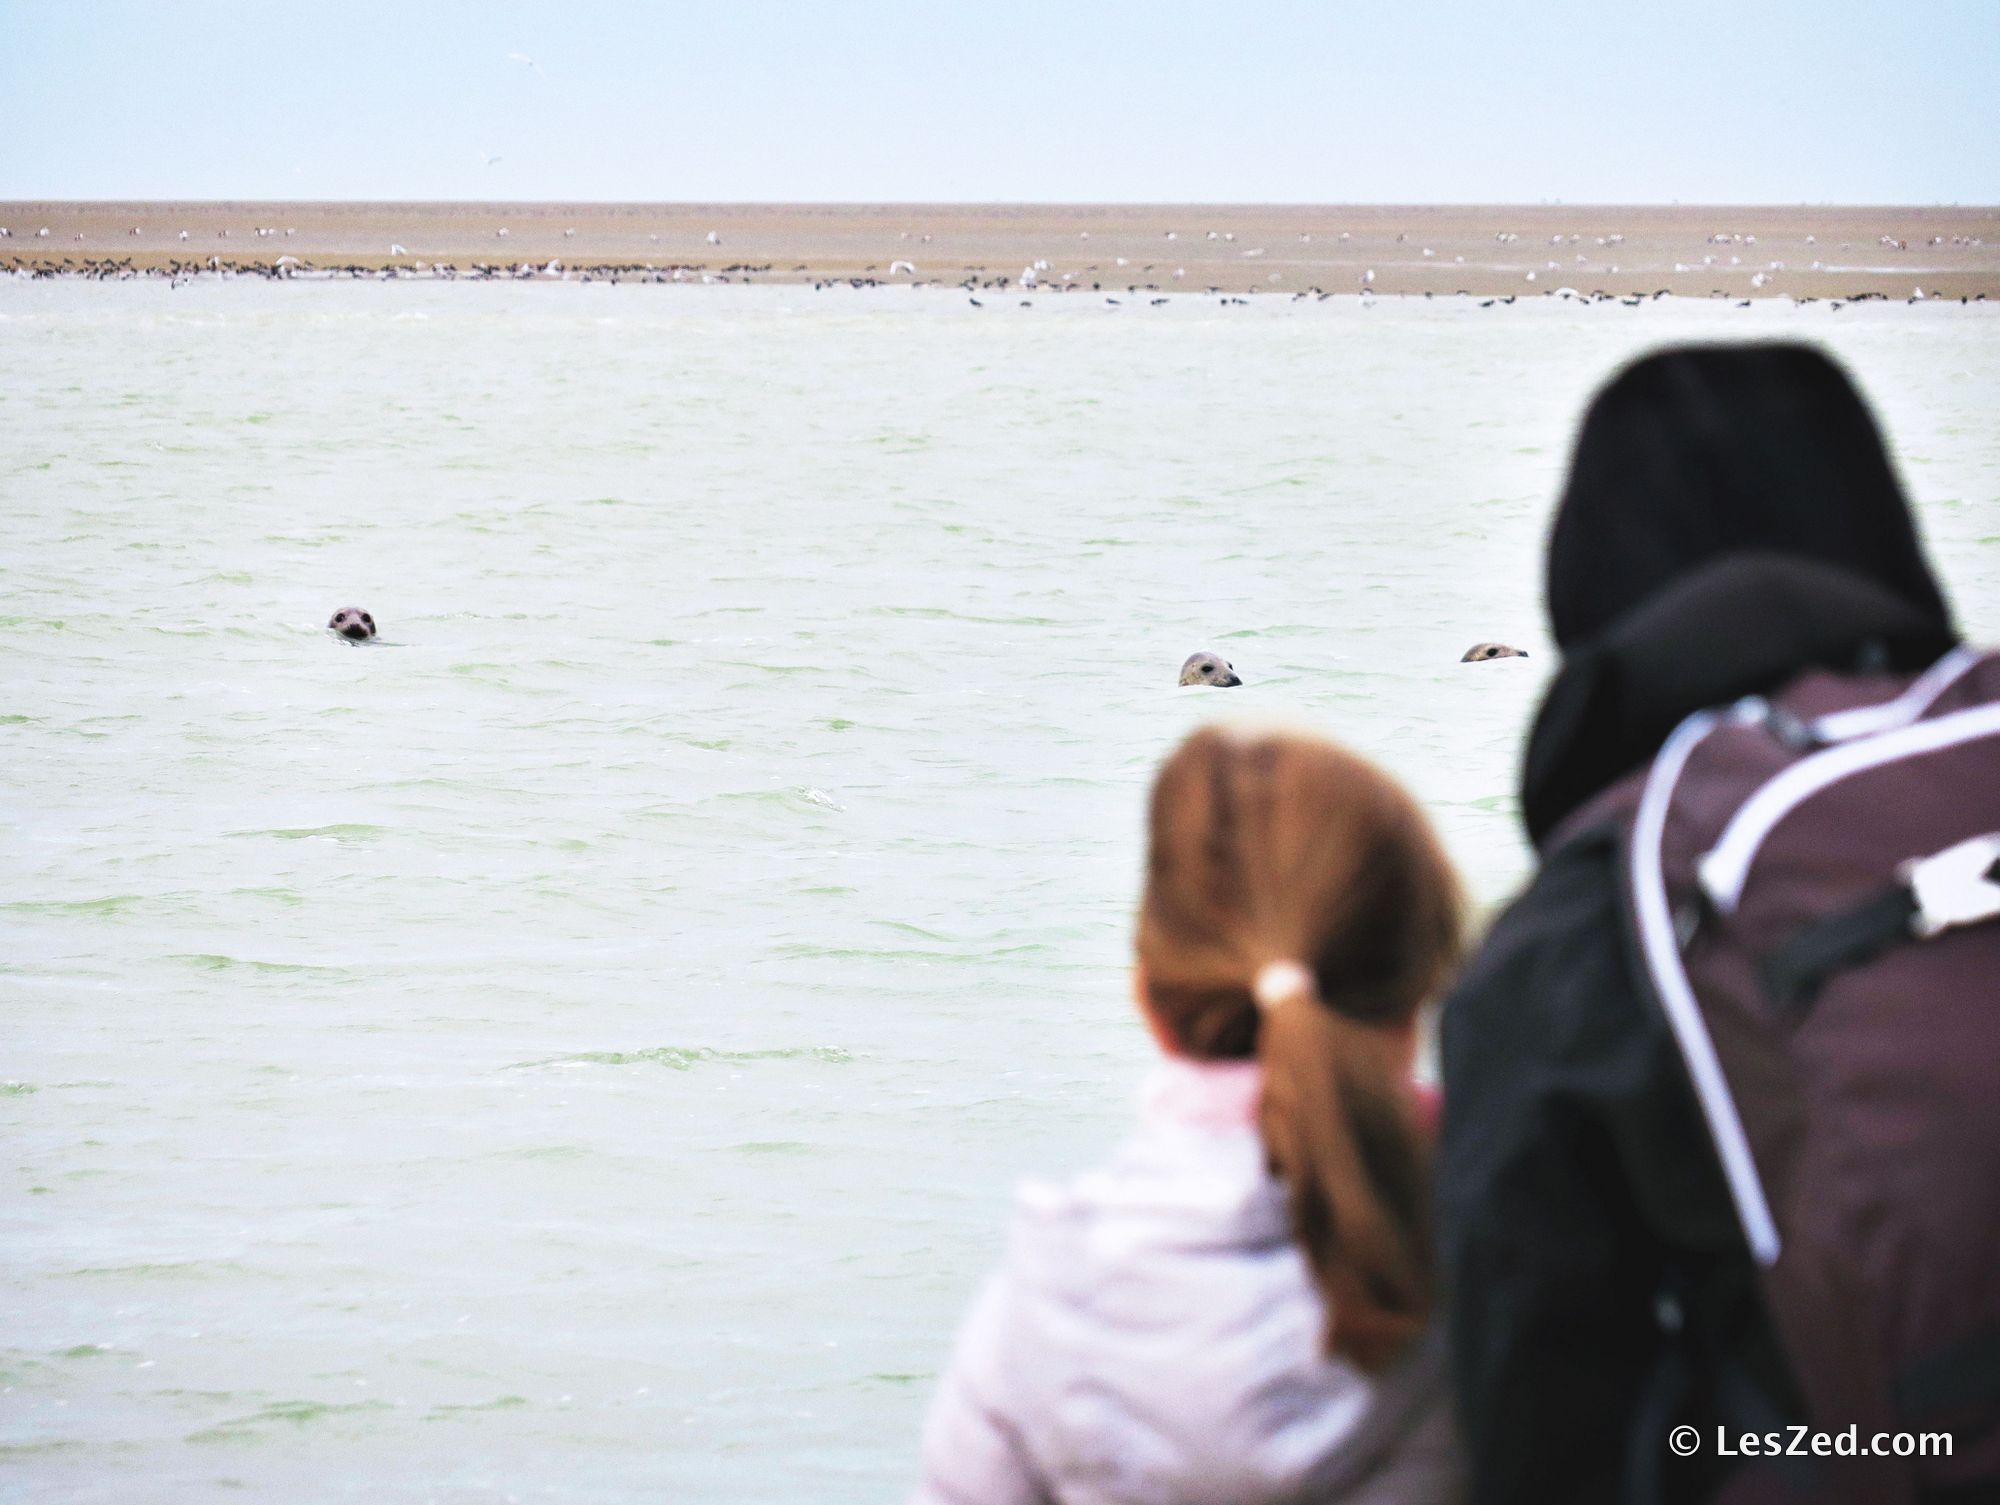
[
  {"x1": 329, "y1": 607, "x2": 377, "y2": 642},
  {"x1": 1179, "y1": 652, "x2": 1242, "y2": 687},
  {"x1": 1461, "y1": 642, "x2": 1527, "y2": 662}
]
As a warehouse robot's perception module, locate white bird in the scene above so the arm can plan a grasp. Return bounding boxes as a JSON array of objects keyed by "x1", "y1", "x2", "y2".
[
  {"x1": 507, "y1": 51, "x2": 541, "y2": 72},
  {"x1": 1525, "y1": 271, "x2": 1537, "y2": 282},
  {"x1": 890, "y1": 259, "x2": 915, "y2": 275},
  {"x1": 564, "y1": 227, "x2": 576, "y2": 238},
  {"x1": 1362, "y1": 268, "x2": 1375, "y2": 284},
  {"x1": 390, "y1": 243, "x2": 408, "y2": 255},
  {"x1": 706, "y1": 230, "x2": 720, "y2": 245},
  {"x1": 1165, "y1": 231, "x2": 1177, "y2": 240},
  {"x1": 496, "y1": 227, "x2": 509, "y2": 238},
  {"x1": 130, "y1": 226, "x2": 141, "y2": 236},
  {"x1": 484, "y1": 154, "x2": 503, "y2": 168},
  {"x1": 1020, "y1": 265, "x2": 1038, "y2": 288},
  {"x1": 37, "y1": 226, "x2": 49, "y2": 237},
  {"x1": 179, "y1": 230, "x2": 190, "y2": 240},
  {"x1": 1751, "y1": 273, "x2": 1769, "y2": 289},
  {"x1": 544, "y1": 258, "x2": 561, "y2": 274}
]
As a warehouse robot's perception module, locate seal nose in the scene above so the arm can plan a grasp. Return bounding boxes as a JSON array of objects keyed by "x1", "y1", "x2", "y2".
[
  {"x1": 1220, "y1": 672, "x2": 1243, "y2": 687},
  {"x1": 341, "y1": 623, "x2": 368, "y2": 640}
]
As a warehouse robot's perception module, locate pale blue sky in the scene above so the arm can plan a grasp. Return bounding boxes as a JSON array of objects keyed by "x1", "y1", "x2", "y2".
[{"x1": 3, "y1": 0, "x2": 1996, "y2": 202}]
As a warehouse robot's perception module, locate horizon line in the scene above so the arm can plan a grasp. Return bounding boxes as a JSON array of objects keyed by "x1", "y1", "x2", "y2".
[{"x1": 4, "y1": 198, "x2": 1997, "y2": 213}]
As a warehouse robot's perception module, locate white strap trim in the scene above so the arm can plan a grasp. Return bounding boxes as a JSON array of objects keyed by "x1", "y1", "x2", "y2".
[
  {"x1": 1812, "y1": 644, "x2": 1987, "y2": 743},
  {"x1": 1699, "y1": 703, "x2": 2000, "y2": 914},
  {"x1": 1633, "y1": 711, "x2": 1784, "y2": 1267}
]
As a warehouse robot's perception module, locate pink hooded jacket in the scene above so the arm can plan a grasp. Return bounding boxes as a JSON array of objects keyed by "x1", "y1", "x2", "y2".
[{"x1": 913, "y1": 1058, "x2": 1462, "y2": 1505}]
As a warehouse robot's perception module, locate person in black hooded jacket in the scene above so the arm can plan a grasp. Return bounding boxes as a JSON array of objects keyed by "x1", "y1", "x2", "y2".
[{"x1": 1435, "y1": 344, "x2": 1961, "y2": 1505}]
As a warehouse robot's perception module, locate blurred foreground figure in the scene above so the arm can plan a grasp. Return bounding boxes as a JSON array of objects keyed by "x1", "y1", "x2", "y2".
[
  {"x1": 1438, "y1": 345, "x2": 2000, "y2": 1505},
  {"x1": 915, "y1": 726, "x2": 1467, "y2": 1504}
]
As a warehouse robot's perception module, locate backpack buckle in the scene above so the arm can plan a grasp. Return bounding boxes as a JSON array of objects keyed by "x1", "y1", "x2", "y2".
[{"x1": 1899, "y1": 834, "x2": 2000, "y2": 939}]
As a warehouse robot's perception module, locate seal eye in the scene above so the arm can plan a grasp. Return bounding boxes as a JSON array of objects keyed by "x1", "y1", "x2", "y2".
[{"x1": 360, "y1": 614, "x2": 373, "y2": 627}]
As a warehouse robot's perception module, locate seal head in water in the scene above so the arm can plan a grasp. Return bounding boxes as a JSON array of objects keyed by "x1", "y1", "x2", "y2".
[
  {"x1": 1179, "y1": 652, "x2": 1242, "y2": 687},
  {"x1": 329, "y1": 607, "x2": 377, "y2": 642},
  {"x1": 1460, "y1": 642, "x2": 1527, "y2": 662}
]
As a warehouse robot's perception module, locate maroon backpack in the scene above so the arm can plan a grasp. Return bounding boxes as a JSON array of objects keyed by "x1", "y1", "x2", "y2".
[{"x1": 1582, "y1": 645, "x2": 2000, "y2": 1504}]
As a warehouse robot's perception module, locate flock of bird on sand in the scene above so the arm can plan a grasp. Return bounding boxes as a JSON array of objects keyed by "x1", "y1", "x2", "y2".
[{"x1": 6, "y1": 218, "x2": 1987, "y2": 309}]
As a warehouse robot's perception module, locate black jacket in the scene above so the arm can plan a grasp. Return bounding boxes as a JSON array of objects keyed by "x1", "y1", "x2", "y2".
[{"x1": 1435, "y1": 557, "x2": 1958, "y2": 1505}]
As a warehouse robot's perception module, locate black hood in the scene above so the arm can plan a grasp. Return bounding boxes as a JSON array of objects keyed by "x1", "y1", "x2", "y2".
[
  {"x1": 1546, "y1": 344, "x2": 1951, "y2": 650},
  {"x1": 1522, "y1": 554, "x2": 1958, "y2": 847},
  {"x1": 1523, "y1": 343, "x2": 1958, "y2": 846}
]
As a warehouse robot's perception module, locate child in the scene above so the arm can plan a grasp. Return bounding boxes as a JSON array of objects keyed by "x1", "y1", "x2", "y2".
[{"x1": 914, "y1": 725, "x2": 1466, "y2": 1505}]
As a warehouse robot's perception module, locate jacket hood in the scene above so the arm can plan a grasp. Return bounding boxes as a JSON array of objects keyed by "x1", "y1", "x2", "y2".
[
  {"x1": 1521, "y1": 554, "x2": 1958, "y2": 847},
  {"x1": 994, "y1": 1104, "x2": 1455, "y2": 1504},
  {"x1": 1545, "y1": 344, "x2": 1952, "y2": 650}
]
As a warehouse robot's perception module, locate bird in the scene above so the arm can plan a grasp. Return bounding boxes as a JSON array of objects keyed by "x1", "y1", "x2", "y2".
[
  {"x1": 390, "y1": 243, "x2": 408, "y2": 255},
  {"x1": 483, "y1": 154, "x2": 503, "y2": 168},
  {"x1": 506, "y1": 51, "x2": 541, "y2": 73},
  {"x1": 706, "y1": 230, "x2": 720, "y2": 245}
]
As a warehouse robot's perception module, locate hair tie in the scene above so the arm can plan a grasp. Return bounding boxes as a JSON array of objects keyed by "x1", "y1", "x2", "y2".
[{"x1": 1253, "y1": 960, "x2": 1316, "y2": 1012}]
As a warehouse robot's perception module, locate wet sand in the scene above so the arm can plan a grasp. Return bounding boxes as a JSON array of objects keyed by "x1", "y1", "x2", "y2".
[{"x1": 3, "y1": 202, "x2": 1996, "y2": 299}]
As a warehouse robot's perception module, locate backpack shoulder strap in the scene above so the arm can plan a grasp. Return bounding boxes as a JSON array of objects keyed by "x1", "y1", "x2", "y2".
[{"x1": 1627, "y1": 702, "x2": 1787, "y2": 1266}]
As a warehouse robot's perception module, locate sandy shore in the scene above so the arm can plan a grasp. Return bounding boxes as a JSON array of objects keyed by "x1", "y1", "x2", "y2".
[{"x1": 3, "y1": 202, "x2": 1996, "y2": 299}]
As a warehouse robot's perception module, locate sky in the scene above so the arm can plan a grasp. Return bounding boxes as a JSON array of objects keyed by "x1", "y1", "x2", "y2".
[{"x1": 2, "y1": 0, "x2": 1997, "y2": 204}]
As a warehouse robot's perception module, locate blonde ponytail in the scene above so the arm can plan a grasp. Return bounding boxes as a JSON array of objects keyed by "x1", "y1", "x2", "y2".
[
  {"x1": 1137, "y1": 727, "x2": 1463, "y2": 1375},
  {"x1": 1255, "y1": 967, "x2": 1433, "y2": 1374}
]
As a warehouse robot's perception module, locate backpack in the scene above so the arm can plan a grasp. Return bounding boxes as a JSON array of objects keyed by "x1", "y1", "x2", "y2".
[{"x1": 1585, "y1": 645, "x2": 2000, "y2": 1504}]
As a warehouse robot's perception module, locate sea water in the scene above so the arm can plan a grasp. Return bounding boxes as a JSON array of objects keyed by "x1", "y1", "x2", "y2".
[{"x1": 3, "y1": 284, "x2": 1996, "y2": 1503}]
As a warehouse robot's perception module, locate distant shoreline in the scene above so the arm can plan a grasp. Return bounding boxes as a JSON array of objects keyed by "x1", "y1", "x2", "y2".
[{"x1": 4, "y1": 202, "x2": 1995, "y2": 298}]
